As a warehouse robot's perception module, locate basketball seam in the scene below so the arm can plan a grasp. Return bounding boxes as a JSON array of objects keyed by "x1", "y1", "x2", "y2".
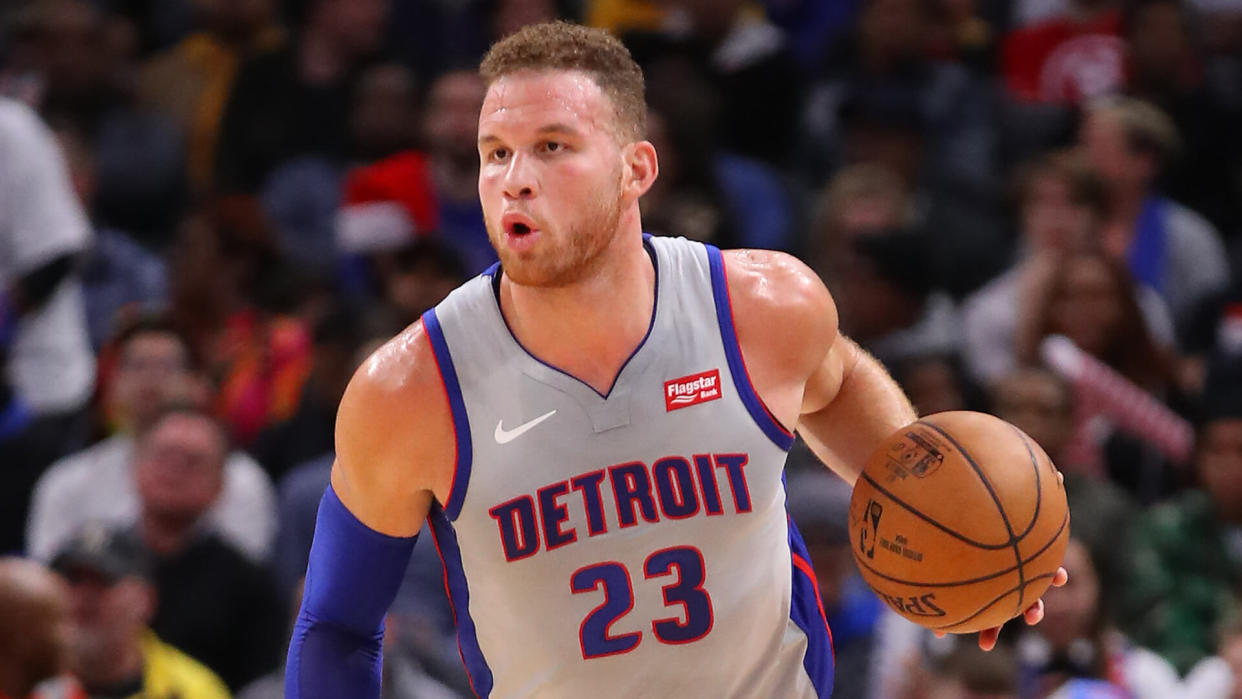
[
  {"x1": 1009, "y1": 426, "x2": 1043, "y2": 540},
  {"x1": 918, "y1": 420, "x2": 1027, "y2": 620},
  {"x1": 859, "y1": 471, "x2": 1014, "y2": 550},
  {"x1": 931, "y1": 572, "x2": 1059, "y2": 632},
  {"x1": 854, "y1": 509, "x2": 1068, "y2": 588}
]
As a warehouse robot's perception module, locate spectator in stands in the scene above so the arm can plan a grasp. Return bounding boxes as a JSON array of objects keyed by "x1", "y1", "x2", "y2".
[
  {"x1": 891, "y1": 353, "x2": 980, "y2": 416},
  {"x1": 17, "y1": 0, "x2": 187, "y2": 247},
  {"x1": 421, "y1": 69, "x2": 492, "y2": 273},
  {"x1": 831, "y1": 229, "x2": 960, "y2": 368},
  {"x1": 383, "y1": 0, "x2": 491, "y2": 80},
  {"x1": 640, "y1": 107, "x2": 737, "y2": 246},
  {"x1": 335, "y1": 151, "x2": 441, "y2": 280},
  {"x1": 1012, "y1": 248, "x2": 1190, "y2": 496},
  {"x1": 0, "y1": 558, "x2": 70, "y2": 699},
  {"x1": 263, "y1": 61, "x2": 422, "y2": 276},
  {"x1": 1015, "y1": 537, "x2": 1186, "y2": 698},
  {"x1": 809, "y1": 163, "x2": 911, "y2": 274},
  {"x1": 622, "y1": 0, "x2": 803, "y2": 166},
  {"x1": 1079, "y1": 96, "x2": 1230, "y2": 329},
  {"x1": 373, "y1": 239, "x2": 470, "y2": 328},
  {"x1": 349, "y1": 62, "x2": 419, "y2": 163},
  {"x1": 799, "y1": 0, "x2": 999, "y2": 198},
  {"x1": 0, "y1": 96, "x2": 94, "y2": 434},
  {"x1": 138, "y1": 0, "x2": 285, "y2": 194},
  {"x1": 990, "y1": 367, "x2": 1135, "y2": 597},
  {"x1": 1181, "y1": 282, "x2": 1242, "y2": 396},
  {"x1": 0, "y1": 323, "x2": 63, "y2": 556},
  {"x1": 50, "y1": 525, "x2": 230, "y2": 698},
  {"x1": 1015, "y1": 249, "x2": 1173, "y2": 395},
  {"x1": 213, "y1": 0, "x2": 389, "y2": 194},
  {"x1": 830, "y1": 90, "x2": 1008, "y2": 295},
  {"x1": 53, "y1": 123, "x2": 167, "y2": 351},
  {"x1": 166, "y1": 200, "x2": 314, "y2": 446},
  {"x1": 129, "y1": 405, "x2": 287, "y2": 690},
  {"x1": 1189, "y1": 614, "x2": 1242, "y2": 699},
  {"x1": 893, "y1": 635, "x2": 1020, "y2": 699},
  {"x1": 492, "y1": 0, "x2": 560, "y2": 46},
  {"x1": 1121, "y1": 365, "x2": 1242, "y2": 674},
  {"x1": 27, "y1": 316, "x2": 276, "y2": 562},
  {"x1": 1001, "y1": 0, "x2": 1124, "y2": 105},
  {"x1": 1124, "y1": 0, "x2": 1242, "y2": 237},
  {"x1": 586, "y1": 0, "x2": 665, "y2": 36},
  {"x1": 641, "y1": 83, "x2": 794, "y2": 251},
  {"x1": 326, "y1": 70, "x2": 489, "y2": 279},
  {"x1": 248, "y1": 303, "x2": 367, "y2": 482},
  {"x1": 961, "y1": 151, "x2": 1175, "y2": 387},
  {"x1": 922, "y1": 0, "x2": 998, "y2": 74}
]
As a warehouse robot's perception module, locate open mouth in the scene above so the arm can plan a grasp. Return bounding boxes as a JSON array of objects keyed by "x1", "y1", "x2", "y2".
[{"x1": 502, "y1": 213, "x2": 539, "y2": 238}]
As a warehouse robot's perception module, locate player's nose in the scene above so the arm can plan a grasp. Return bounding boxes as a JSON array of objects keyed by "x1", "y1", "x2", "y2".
[{"x1": 502, "y1": 151, "x2": 538, "y2": 199}]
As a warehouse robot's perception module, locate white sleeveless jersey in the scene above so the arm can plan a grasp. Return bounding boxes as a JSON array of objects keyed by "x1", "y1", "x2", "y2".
[{"x1": 422, "y1": 236, "x2": 834, "y2": 698}]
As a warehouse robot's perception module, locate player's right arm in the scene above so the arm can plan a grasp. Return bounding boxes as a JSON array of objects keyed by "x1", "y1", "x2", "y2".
[
  {"x1": 331, "y1": 321, "x2": 456, "y2": 536},
  {"x1": 286, "y1": 321, "x2": 456, "y2": 699}
]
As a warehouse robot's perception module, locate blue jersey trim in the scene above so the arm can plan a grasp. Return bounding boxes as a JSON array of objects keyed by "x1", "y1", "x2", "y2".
[
  {"x1": 429, "y1": 506, "x2": 493, "y2": 697},
  {"x1": 787, "y1": 514, "x2": 835, "y2": 697},
  {"x1": 484, "y1": 239, "x2": 660, "y2": 400},
  {"x1": 421, "y1": 308, "x2": 472, "y2": 521},
  {"x1": 704, "y1": 244, "x2": 796, "y2": 451}
]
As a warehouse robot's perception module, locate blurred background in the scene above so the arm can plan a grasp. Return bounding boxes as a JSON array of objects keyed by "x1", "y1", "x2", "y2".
[{"x1": 0, "y1": 0, "x2": 1241, "y2": 696}]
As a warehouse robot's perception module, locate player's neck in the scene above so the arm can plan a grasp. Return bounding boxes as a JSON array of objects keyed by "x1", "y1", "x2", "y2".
[{"x1": 500, "y1": 233, "x2": 655, "y2": 395}]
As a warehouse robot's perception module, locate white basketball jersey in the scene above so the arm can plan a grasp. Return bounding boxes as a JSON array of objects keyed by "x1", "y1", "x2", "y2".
[{"x1": 421, "y1": 236, "x2": 834, "y2": 697}]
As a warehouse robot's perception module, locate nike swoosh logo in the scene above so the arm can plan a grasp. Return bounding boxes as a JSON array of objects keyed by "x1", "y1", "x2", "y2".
[{"x1": 494, "y1": 409, "x2": 557, "y2": 444}]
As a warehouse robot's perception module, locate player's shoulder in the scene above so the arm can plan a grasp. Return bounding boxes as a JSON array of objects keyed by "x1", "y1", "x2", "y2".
[
  {"x1": 335, "y1": 318, "x2": 456, "y2": 503},
  {"x1": 336, "y1": 319, "x2": 453, "y2": 452},
  {"x1": 352, "y1": 320, "x2": 435, "y2": 389},
  {"x1": 719, "y1": 248, "x2": 838, "y2": 337}
]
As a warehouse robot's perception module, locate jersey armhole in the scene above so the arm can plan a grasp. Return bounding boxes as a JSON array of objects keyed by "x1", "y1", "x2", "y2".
[
  {"x1": 704, "y1": 244, "x2": 796, "y2": 451},
  {"x1": 420, "y1": 308, "x2": 473, "y2": 521}
]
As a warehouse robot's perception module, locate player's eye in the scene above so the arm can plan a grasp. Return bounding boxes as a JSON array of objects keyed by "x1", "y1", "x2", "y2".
[
  {"x1": 490, "y1": 148, "x2": 509, "y2": 162},
  {"x1": 542, "y1": 141, "x2": 562, "y2": 153}
]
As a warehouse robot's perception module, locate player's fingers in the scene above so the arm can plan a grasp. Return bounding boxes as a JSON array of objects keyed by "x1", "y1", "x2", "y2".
[
  {"x1": 1052, "y1": 567, "x2": 1069, "y2": 587},
  {"x1": 978, "y1": 627, "x2": 1000, "y2": 651},
  {"x1": 1024, "y1": 599, "x2": 1045, "y2": 625}
]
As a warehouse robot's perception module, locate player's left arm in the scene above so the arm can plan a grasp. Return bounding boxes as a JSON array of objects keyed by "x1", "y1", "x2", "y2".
[
  {"x1": 721, "y1": 248, "x2": 915, "y2": 485},
  {"x1": 723, "y1": 248, "x2": 1066, "y2": 649}
]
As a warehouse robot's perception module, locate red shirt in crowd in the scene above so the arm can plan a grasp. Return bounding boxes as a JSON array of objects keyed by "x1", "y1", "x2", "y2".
[{"x1": 1002, "y1": 9, "x2": 1124, "y2": 104}]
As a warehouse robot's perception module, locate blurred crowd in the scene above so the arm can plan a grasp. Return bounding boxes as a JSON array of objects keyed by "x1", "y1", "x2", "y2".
[{"x1": 0, "y1": 0, "x2": 1241, "y2": 697}]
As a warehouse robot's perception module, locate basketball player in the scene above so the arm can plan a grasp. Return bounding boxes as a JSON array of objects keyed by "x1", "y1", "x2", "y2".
[{"x1": 286, "y1": 22, "x2": 1067, "y2": 698}]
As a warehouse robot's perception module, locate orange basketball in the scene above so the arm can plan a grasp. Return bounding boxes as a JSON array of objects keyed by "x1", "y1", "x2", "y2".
[{"x1": 847, "y1": 411, "x2": 1070, "y2": 634}]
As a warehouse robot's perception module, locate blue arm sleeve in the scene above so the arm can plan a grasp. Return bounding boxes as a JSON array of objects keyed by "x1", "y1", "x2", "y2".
[{"x1": 285, "y1": 484, "x2": 418, "y2": 699}]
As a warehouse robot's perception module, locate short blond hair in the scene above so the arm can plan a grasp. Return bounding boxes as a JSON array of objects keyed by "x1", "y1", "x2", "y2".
[
  {"x1": 480, "y1": 21, "x2": 647, "y2": 141},
  {"x1": 1089, "y1": 96, "x2": 1181, "y2": 166}
]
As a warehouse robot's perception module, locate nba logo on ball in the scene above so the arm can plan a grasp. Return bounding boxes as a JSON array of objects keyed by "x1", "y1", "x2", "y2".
[
  {"x1": 849, "y1": 412, "x2": 1070, "y2": 634},
  {"x1": 887, "y1": 432, "x2": 945, "y2": 479}
]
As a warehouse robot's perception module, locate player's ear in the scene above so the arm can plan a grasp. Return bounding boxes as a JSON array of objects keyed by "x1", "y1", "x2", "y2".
[{"x1": 622, "y1": 140, "x2": 658, "y2": 202}]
